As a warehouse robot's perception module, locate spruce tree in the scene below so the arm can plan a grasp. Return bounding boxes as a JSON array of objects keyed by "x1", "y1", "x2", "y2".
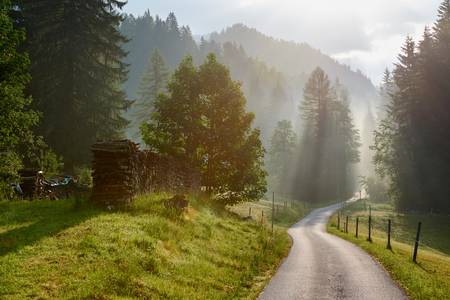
[
  {"x1": 334, "y1": 86, "x2": 361, "y2": 198},
  {"x1": 296, "y1": 69, "x2": 360, "y2": 202},
  {"x1": 131, "y1": 49, "x2": 169, "y2": 142},
  {"x1": 374, "y1": 37, "x2": 423, "y2": 210},
  {"x1": 17, "y1": 0, "x2": 130, "y2": 170},
  {"x1": 267, "y1": 120, "x2": 297, "y2": 195}
]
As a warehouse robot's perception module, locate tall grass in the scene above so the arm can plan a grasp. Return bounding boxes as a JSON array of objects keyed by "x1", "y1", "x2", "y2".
[{"x1": 0, "y1": 194, "x2": 292, "y2": 299}]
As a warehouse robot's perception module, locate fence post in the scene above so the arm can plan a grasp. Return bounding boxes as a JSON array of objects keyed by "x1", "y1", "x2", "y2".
[
  {"x1": 413, "y1": 222, "x2": 422, "y2": 263},
  {"x1": 337, "y1": 212, "x2": 341, "y2": 230},
  {"x1": 356, "y1": 216, "x2": 359, "y2": 238},
  {"x1": 387, "y1": 219, "x2": 392, "y2": 249},
  {"x1": 346, "y1": 216, "x2": 349, "y2": 233},
  {"x1": 367, "y1": 205, "x2": 372, "y2": 242},
  {"x1": 272, "y1": 192, "x2": 275, "y2": 235}
]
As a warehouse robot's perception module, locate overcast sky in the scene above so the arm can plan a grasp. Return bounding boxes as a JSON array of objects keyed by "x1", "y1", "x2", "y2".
[{"x1": 124, "y1": 0, "x2": 442, "y2": 85}]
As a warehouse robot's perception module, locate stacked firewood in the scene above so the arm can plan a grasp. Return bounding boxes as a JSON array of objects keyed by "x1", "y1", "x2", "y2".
[
  {"x1": 91, "y1": 140, "x2": 140, "y2": 207},
  {"x1": 137, "y1": 150, "x2": 159, "y2": 194},
  {"x1": 91, "y1": 139, "x2": 202, "y2": 207}
]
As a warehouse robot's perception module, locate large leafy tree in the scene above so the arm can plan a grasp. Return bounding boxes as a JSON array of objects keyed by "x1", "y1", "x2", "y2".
[
  {"x1": 16, "y1": 0, "x2": 130, "y2": 170},
  {"x1": 0, "y1": 0, "x2": 38, "y2": 187},
  {"x1": 142, "y1": 54, "x2": 266, "y2": 204}
]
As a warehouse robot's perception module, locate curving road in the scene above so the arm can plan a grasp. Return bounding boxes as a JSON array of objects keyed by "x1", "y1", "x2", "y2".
[{"x1": 258, "y1": 201, "x2": 408, "y2": 300}]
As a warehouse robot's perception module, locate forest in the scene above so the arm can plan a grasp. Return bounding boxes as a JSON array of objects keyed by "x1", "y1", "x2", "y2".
[
  {"x1": 1, "y1": 1, "x2": 450, "y2": 299},
  {"x1": 1, "y1": 0, "x2": 450, "y2": 213}
]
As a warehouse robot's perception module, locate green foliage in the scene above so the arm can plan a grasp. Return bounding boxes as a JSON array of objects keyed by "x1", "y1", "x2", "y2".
[
  {"x1": 17, "y1": 0, "x2": 130, "y2": 170},
  {"x1": 21, "y1": 137, "x2": 63, "y2": 176},
  {"x1": 373, "y1": 1, "x2": 450, "y2": 213},
  {"x1": 329, "y1": 201, "x2": 450, "y2": 299},
  {"x1": 120, "y1": 13, "x2": 302, "y2": 143},
  {"x1": 365, "y1": 176, "x2": 389, "y2": 203},
  {"x1": 0, "y1": 194, "x2": 291, "y2": 299},
  {"x1": 267, "y1": 120, "x2": 297, "y2": 194},
  {"x1": 295, "y1": 68, "x2": 360, "y2": 203},
  {"x1": 74, "y1": 166, "x2": 93, "y2": 187},
  {"x1": 0, "y1": 0, "x2": 39, "y2": 193},
  {"x1": 142, "y1": 55, "x2": 267, "y2": 205},
  {"x1": 130, "y1": 49, "x2": 170, "y2": 142}
]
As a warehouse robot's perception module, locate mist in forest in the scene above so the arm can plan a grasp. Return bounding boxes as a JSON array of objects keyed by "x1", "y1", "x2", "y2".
[{"x1": 3, "y1": 0, "x2": 450, "y2": 214}]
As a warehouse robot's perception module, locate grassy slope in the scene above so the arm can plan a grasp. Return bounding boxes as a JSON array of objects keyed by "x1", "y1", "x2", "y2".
[
  {"x1": 0, "y1": 194, "x2": 304, "y2": 299},
  {"x1": 328, "y1": 201, "x2": 450, "y2": 300}
]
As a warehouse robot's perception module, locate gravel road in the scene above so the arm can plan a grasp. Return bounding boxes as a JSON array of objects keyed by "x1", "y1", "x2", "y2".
[{"x1": 258, "y1": 202, "x2": 408, "y2": 300}]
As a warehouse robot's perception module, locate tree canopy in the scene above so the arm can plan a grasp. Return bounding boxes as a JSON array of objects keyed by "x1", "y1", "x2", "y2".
[
  {"x1": 0, "y1": 0, "x2": 38, "y2": 186},
  {"x1": 142, "y1": 54, "x2": 266, "y2": 205},
  {"x1": 373, "y1": 1, "x2": 450, "y2": 213},
  {"x1": 16, "y1": 0, "x2": 130, "y2": 170}
]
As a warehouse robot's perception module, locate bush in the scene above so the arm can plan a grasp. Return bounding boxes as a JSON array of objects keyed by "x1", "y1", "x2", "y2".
[
  {"x1": 75, "y1": 166, "x2": 93, "y2": 187},
  {"x1": 366, "y1": 176, "x2": 389, "y2": 203}
]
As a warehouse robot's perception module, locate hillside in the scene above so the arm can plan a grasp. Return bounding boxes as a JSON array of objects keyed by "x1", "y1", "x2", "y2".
[
  {"x1": 0, "y1": 195, "x2": 295, "y2": 299},
  {"x1": 210, "y1": 24, "x2": 378, "y2": 102},
  {"x1": 120, "y1": 13, "x2": 377, "y2": 144}
]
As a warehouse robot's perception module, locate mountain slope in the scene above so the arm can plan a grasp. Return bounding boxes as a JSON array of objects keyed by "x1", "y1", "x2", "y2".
[{"x1": 210, "y1": 24, "x2": 378, "y2": 102}]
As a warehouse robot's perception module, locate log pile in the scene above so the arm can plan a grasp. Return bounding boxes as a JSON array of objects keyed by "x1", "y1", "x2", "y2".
[
  {"x1": 91, "y1": 140, "x2": 140, "y2": 207},
  {"x1": 91, "y1": 139, "x2": 202, "y2": 208}
]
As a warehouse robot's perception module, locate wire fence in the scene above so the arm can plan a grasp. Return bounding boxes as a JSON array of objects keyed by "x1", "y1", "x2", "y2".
[{"x1": 331, "y1": 202, "x2": 450, "y2": 263}]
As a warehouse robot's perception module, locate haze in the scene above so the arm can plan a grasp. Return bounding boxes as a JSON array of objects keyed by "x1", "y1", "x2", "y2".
[{"x1": 125, "y1": 0, "x2": 441, "y2": 84}]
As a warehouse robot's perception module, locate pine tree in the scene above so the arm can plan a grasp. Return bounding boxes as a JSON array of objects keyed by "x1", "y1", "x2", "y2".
[
  {"x1": 0, "y1": 0, "x2": 38, "y2": 189},
  {"x1": 300, "y1": 67, "x2": 334, "y2": 139},
  {"x1": 296, "y1": 69, "x2": 360, "y2": 202},
  {"x1": 298, "y1": 68, "x2": 334, "y2": 201},
  {"x1": 374, "y1": 37, "x2": 423, "y2": 210},
  {"x1": 378, "y1": 69, "x2": 395, "y2": 121},
  {"x1": 430, "y1": 1, "x2": 450, "y2": 211},
  {"x1": 334, "y1": 86, "x2": 361, "y2": 198},
  {"x1": 267, "y1": 120, "x2": 297, "y2": 195},
  {"x1": 17, "y1": 0, "x2": 130, "y2": 170},
  {"x1": 132, "y1": 49, "x2": 169, "y2": 142},
  {"x1": 361, "y1": 105, "x2": 376, "y2": 178}
]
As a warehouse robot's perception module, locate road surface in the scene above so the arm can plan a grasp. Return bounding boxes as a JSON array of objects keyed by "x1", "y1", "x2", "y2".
[{"x1": 258, "y1": 202, "x2": 408, "y2": 300}]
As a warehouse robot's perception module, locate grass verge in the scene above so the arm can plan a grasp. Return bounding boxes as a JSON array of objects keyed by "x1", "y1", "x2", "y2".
[
  {"x1": 0, "y1": 194, "x2": 299, "y2": 299},
  {"x1": 328, "y1": 201, "x2": 450, "y2": 300}
]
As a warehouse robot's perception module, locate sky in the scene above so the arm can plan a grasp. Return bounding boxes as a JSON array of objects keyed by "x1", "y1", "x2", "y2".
[{"x1": 124, "y1": 0, "x2": 442, "y2": 85}]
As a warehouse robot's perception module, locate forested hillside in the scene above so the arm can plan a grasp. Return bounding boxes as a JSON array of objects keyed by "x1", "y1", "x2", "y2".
[
  {"x1": 210, "y1": 24, "x2": 378, "y2": 102},
  {"x1": 119, "y1": 13, "x2": 376, "y2": 144}
]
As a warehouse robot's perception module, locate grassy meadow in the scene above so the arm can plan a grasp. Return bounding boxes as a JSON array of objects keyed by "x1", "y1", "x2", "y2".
[
  {"x1": 0, "y1": 194, "x2": 307, "y2": 299},
  {"x1": 328, "y1": 200, "x2": 450, "y2": 300}
]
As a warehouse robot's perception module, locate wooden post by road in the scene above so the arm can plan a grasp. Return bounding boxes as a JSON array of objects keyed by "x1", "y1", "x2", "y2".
[
  {"x1": 337, "y1": 212, "x2": 341, "y2": 230},
  {"x1": 367, "y1": 206, "x2": 372, "y2": 242},
  {"x1": 272, "y1": 192, "x2": 275, "y2": 235},
  {"x1": 413, "y1": 222, "x2": 422, "y2": 263},
  {"x1": 387, "y1": 219, "x2": 392, "y2": 249},
  {"x1": 345, "y1": 216, "x2": 349, "y2": 233},
  {"x1": 356, "y1": 216, "x2": 359, "y2": 238}
]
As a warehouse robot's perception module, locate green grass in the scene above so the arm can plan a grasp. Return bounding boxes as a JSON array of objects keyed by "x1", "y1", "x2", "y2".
[
  {"x1": 0, "y1": 194, "x2": 297, "y2": 299},
  {"x1": 328, "y1": 200, "x2": 450, "y2": 300},
  {"x1": 230, "y1": 198, "x2": 310, "y2": 228}
]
